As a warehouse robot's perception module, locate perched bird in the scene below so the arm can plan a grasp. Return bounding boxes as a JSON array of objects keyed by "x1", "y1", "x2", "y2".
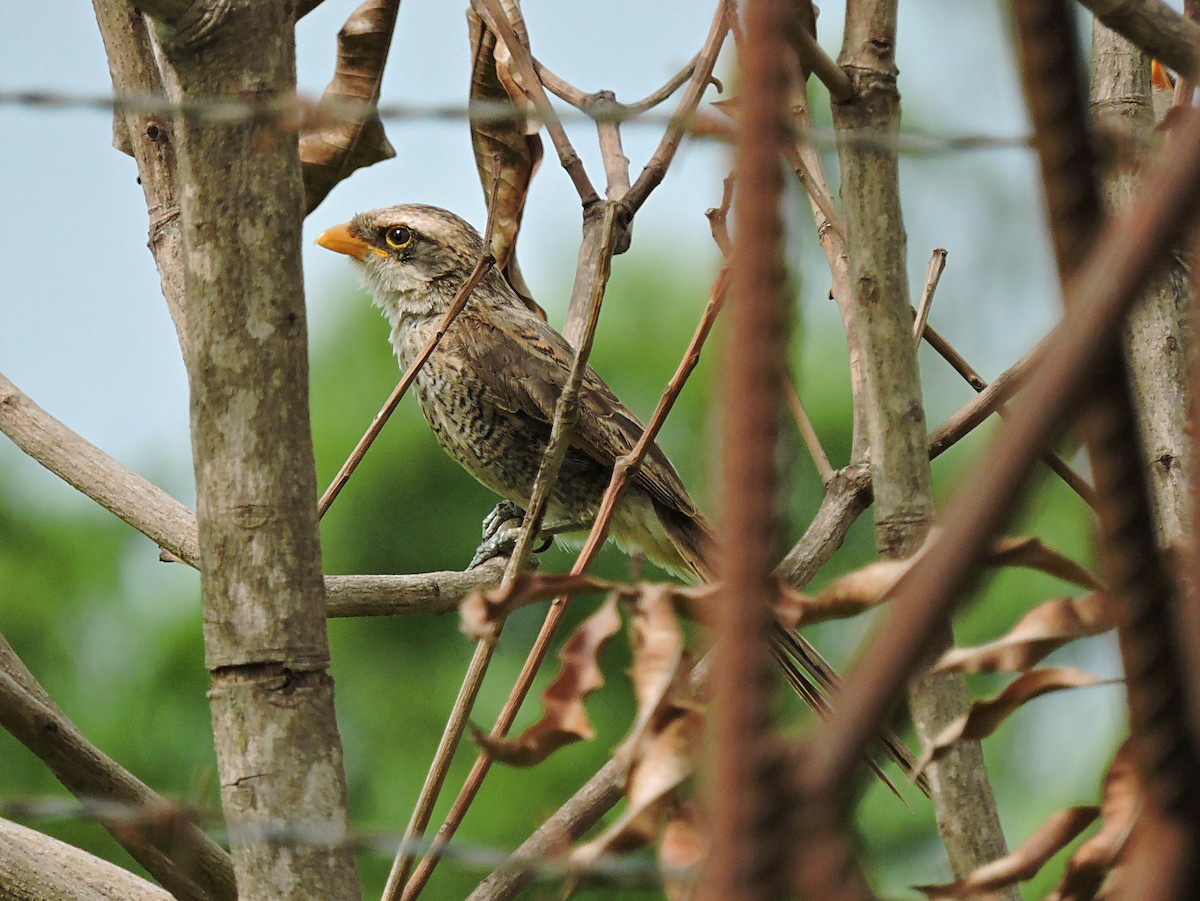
[
  {"x1": 316, "y1": 204, "x2": 712, "y2": 580},
  {"x1": 318, "y1": 204, "x2": 923, "y2": 788}
]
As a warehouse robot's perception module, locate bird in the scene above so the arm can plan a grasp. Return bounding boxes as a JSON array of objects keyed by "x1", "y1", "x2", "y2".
[
  {"x1": 316, "y1": 203, "x2": 712, "y2": 581},
  {"x1": 317, "y1": 204, "x2": 923, "y2": 789}
]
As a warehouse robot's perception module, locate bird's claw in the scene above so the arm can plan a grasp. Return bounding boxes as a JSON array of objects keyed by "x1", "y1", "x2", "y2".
[
  {"x1": 470, "y1": 503, "x2": 561, "y2": 569},
  {"x1": 470, "y1": 522, "x2": 521, "y2": 570},
  {"x1": 481, "y1": 500, "x2": 525, "y2": 541}
]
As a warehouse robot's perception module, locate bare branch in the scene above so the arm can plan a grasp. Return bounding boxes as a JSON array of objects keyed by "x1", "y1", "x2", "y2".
[
  {"x1": 831, "y1": 0, "x2": 1012, "y2": 886},
  {"x1": 923, "y1": 327, "x2": 1097, "y2": 506},
  {"x1": 783, "y1": 376, "x2": 836, "y2": 485},
  {"x1": 324, "y1": 563, "x2": 506, "y2": 617},
  {"x1": 0, "y1": 817, "x2": 173, "y2": 901},
  {"x1": 1075, "y1": 0, "x2": 1200, "y2": 78},
  {"x1": 912, "y1": 248, "x2": 947, "y2": 346},
  {"x1": 0, "y1": 371, "x2": 200, "y2": 566},
  {"x1": 0, "y1": 652, "x2": 235, "y2": 900},
  {"x1": 623, "y1": 0, "x2": 732, "y2": 214},
  {"x1": 91, "y1": 0, "x2": 190, "y2": 365},
  {"x1": 1091, "y1": 21, "x2": 1193, "y2": 544},
  {"x1": 149, "y1": 5, "x2": 360, "y2": 893},
  {"x1": 787, "y1": 15, "x2": 854, "y2": 102},
  {"x1": 474, "y1": 0, "x2": 599, "y2": 205}
]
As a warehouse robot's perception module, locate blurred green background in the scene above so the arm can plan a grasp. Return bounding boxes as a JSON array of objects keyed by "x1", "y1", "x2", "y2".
[{"x1": 0, "y1": 240, "x2": 1122, "y2": 899}]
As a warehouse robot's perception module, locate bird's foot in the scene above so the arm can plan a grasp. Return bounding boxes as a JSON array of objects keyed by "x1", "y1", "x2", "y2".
[
  {"x1": 481, "y1": 500, "x2": 525, "y2": 542},
  {"x1": 471, "y1": 501, "x2": 526, "y2": 569},
  {"x1": 470, "y1": 505, "x2": 586, "y2": 569}
]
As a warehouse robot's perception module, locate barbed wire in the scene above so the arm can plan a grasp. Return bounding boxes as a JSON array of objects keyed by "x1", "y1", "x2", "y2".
[
  {"x1": 0, "y1": 87, "x2": 1033, "y2": 155},
  {"x1": 0, "y1": 793, "x2": 676, "y2": 890}
]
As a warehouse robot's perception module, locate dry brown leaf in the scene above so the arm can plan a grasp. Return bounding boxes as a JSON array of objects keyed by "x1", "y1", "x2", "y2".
[
  {"x1": 568, "y1": 586, "x2": 705, "y2": 878},
  {"x1": 916, "y1": 805, "x2": 1100, "y2": 898},
  {"x1": 467, "y1": 4, "x2": 545, "y2": 318},
  {"x1": 1049, "y1": 743, "x2": 1140, "y2": 901},
  {"x1": 471, "y1": 593, "x2": 622, "y2": 766},
  {"x1": 774, "y1": 559, "x2": 910, "y2": 631},
  {"x1": 569, "y1": 705, "x2": 704, "y2": 873},
  {"x1": 773, "y1": 535, "x2": 1097, "y2": 633},
  {"x1": 626, "y1": 586, "x2": 702, "y2": 746},
  {"x1": 934, "y1": 592, "x2": 1119, "y2": 675},
  {"x1": 914, "y1": 668, "x2": 1112, "y2": 776},
  {"x1": 659, "y1": 801, "x2": 706, "y2": 901},
  {"x1": 987, "y1": 537, "x2": 1103, "y2": 590},
  {"x1": 459, "y1": 571, "x2": 613, "y2": 639},
  {"x1": 299, "y1": 0, "x2": 399, "y2": 213}
]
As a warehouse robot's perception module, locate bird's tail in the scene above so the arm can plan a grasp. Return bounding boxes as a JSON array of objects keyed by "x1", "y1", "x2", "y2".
[{"x1": 658, "y1": 504, "x2": 928, "y2": 796}]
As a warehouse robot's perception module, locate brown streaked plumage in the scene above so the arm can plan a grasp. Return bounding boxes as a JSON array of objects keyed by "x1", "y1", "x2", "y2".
[{"x1": 317, "y1": 203, "x2": 713, "y2": 580}]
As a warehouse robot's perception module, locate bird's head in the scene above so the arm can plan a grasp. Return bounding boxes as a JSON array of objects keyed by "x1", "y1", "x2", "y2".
[{"x1": 316, "y1": 204, "x2": 495, "y2": 318}]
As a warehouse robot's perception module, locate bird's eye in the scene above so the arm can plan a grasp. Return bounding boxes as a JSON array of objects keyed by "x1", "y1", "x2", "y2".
[{"x1": 384, "y1": 226, "x2": 413, "y2": 250}]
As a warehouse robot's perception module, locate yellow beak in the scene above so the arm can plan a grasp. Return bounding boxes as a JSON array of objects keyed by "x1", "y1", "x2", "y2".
[{"x1": 315, "y1": 223, "x2": 387, "y2": 260}]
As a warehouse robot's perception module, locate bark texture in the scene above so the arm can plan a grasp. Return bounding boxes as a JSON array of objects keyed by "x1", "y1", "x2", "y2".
[
  {"x1": 831, "y1": 0, "x2": 1013, "y2": 886},
  {"x1": 0, "y1": 819, "x2": 172, "y2": 901},
  {"x1": 1091, "y1": 23, "x2": 1193, "y2": 546},
  {"x1": 92, "y1": 0, "x2": 190, "y2": 364},
  {"x1": 138, "y1": 0, "x2": 360, "y2": 896}
]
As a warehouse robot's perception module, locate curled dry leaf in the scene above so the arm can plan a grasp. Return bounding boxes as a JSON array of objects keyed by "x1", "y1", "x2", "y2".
[
  {"x1": 934, "y1": 592, "x2": 1119, "y2": 675},
  {"x1": 773, "y1": 534, "x2": 1100, "y2": 633},
  {"x1": 913, "y1": 668, "x2": 1113, "y2": 777},
  {"x1": 568, "y1": 586, "x2": 705, "y2": 875},
  {"x1": 299, "y1": 0, "x2": 399, "y2": 213},
  {"x1": 774, "y1": 559, "x2": 910, "y2": 631},
  {"x1": 916, "y1": 805, "x2": 1100, "y2": 898},
  {"x1": 659, "y1": 801, "x2": 706, "y2": 901},
  {"x1": 1049, "y1": 743, "x2": 1140, "y2": 901},
  {"x1": 569, "y1": 702, "x2": 704, "y2": 873},
  {"x1": 627, "y1": 586, "x2": 701, "y2": 745},
  {"x1": 471, "y1": 593, "x2": 622, "y2": 766},
  {"x1": 988, "y1": 536, "x2": 1103, "y2": 591},
  {"x1": 460, "y1": 571, "x2": 613, "y2": 639},
  {"x1": 468, "y1": 3, "x2": 546, "y2": 318}
]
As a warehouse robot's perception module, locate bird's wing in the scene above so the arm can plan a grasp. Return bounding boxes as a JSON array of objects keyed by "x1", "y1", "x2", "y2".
[{"x1": 463, "y1": 308, "x2": 703, "y2": 520}]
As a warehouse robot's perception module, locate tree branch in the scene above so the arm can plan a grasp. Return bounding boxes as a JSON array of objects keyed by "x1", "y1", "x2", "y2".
[
  {"x1": 150, "y1": 3, "x2": 359, "y2": 894},
  {"x1": 0, "y1": 817, "x2": 173, "y2": 901},
  {"x1": 1075, "y1": 0, "x2": 1200, "y2": 78},
  {"x1": 1091, "y1": 20, "x2": 1193, "y2": 545},
  {"x1": 832, "y1": 0, "x2": 1012, "y2": 887},
  {"x1": 0, "y1": 641, "x2": 235, "y2": 901}
]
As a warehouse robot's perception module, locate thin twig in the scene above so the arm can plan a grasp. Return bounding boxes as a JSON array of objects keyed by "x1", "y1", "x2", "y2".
[
  {"x1": 626, "y1": 54, "x2": 703, "y2": 113},
  {"x1": 786, "y1": 71, "x2": 866, "y2": 459},
  {"x1": 927, "y1": 339, "x2": 1046, "y2": 459},
  {"x1": 396, "y1": 204, "x2": 623, "y2": 901},
  {"x1": 784, "y1": 376, "x2": 836, "y2": 484},
  {"x1": 788, "y1": 17, "x2": 854, "y2": 102},
  {"x1": 623, "y1": 0, "x2": 733, "y2": 214},
  {"x1": 911, "y1": 247, "x2": 947, "y2": 346},
  {"x1": 533, "y1": 53, "x2": 701, "y2": 116},
  {"x1": 922, "y1": 325, "x2": 1097, "y2": 506},
  {"x1": 475, "y1": 0, "x2": 599, "y2": 205}
]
